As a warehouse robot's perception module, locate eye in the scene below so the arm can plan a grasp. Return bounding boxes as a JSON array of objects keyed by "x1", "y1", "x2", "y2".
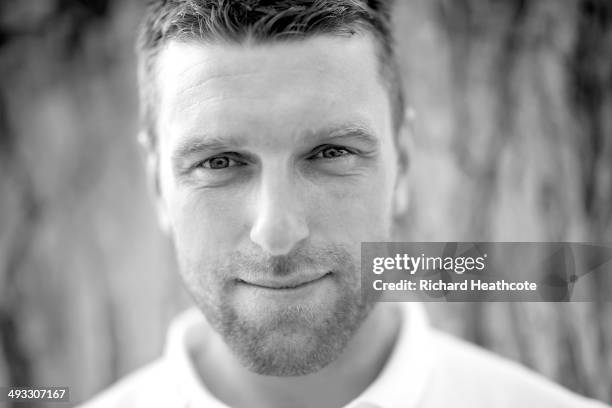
[
  {"x1": 311, "y1": 146, "x2": 353, "y2": 160},
  {"x1": 200, "y1": 155, "x2": 244, "y2": 169}
]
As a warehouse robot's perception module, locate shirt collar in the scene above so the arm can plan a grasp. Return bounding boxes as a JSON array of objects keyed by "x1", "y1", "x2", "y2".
[
  {"x1": 346, "y1": 302, "x2": 436, "y2": 408},
  {"x1": 162, "y1": 303, "x2": 436, "y2": 408}
]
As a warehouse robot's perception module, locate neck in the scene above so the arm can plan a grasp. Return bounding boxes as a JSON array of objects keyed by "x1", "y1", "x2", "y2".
[{"x1": 193, "y1": 302, "x2": 400, "y2": 408}]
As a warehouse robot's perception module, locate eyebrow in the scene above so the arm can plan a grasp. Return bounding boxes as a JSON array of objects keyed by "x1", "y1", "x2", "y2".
[
  {"x1": 171, "y1": 122, "x2": 380, "y2": 163},
  {"x1": 171, "y1": 134, "x2": 248, "y2": 163},
  {"x1": 310, "y1": 124, "x2": 380, "y2": 151}
]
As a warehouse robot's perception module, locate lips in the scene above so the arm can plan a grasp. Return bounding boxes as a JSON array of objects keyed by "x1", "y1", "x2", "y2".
[{"x1": 238, "y1": 272, "x2": 332, "y2": 290}]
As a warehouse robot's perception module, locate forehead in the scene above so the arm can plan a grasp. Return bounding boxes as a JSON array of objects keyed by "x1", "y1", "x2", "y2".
[{"x1": 154, "y1": 35, "x2": 392, "y2": 149}]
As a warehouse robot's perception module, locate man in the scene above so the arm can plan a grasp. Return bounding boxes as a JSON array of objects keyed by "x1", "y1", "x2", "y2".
[{"x1": 82, "y1": 1, "x2": 609, "y2": 407}]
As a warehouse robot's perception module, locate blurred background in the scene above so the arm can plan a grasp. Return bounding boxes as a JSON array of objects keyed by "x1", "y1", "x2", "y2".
[{"x1": 0, "y1": 0, "x2": 610, "y2": 405}]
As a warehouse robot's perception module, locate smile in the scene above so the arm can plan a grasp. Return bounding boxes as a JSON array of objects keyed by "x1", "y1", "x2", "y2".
[{"x1": 237, "y1": 272, "x2": 332, "y2": 290}]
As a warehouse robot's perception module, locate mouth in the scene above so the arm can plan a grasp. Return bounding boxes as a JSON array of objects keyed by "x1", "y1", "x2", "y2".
[{"x1": 237, "y1": 272, "x2": 332, "y2": 290}]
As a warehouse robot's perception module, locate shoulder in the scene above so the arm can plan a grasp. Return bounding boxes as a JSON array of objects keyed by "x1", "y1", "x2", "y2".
[
  {"x1": 420, "y1": 329, "x2": 609, "y2": 408},
  {"x1": 76, "y1": 360, "x2": 168, "y2": 408}
]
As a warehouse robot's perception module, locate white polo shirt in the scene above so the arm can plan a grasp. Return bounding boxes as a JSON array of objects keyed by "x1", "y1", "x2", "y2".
[{"x1": 80, "y1": 303, "x2": 610, "y2": 408}]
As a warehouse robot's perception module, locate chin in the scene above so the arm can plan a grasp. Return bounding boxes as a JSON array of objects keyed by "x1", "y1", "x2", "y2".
[
  {"x1": 233, "y1": 329, "x2": 348, "y2": 377},
  {"x1": 213, "y1": 292, "x2": 375, "y2": 377}
]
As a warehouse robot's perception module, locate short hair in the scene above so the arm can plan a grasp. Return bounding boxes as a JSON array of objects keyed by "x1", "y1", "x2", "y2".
[{"x1": 136, "y1": 0, "x2": 404, "y2": 148}]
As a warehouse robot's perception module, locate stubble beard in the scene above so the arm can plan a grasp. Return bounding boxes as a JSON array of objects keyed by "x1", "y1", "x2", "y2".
[{"x1": 178, "y1": 244, "x2": 376, "y2": 376}]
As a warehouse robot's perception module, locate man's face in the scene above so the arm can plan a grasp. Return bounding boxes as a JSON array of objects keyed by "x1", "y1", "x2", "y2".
[{"x1": 153, "y1": 34, "x2": 404, "y2": 375}]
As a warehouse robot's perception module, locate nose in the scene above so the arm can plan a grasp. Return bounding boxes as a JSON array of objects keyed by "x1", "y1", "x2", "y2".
[{"x1": 249, "y1": 167, "x2": 309, "y2": 256}]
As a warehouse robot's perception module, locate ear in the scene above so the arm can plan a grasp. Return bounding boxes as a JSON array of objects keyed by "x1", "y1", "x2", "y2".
[
  {"x1": 392, "y1": 107, "x2": 415, "y2": 220},
  {"x1": 138, "y1": 131, "x2": 172, "y2": 234}
]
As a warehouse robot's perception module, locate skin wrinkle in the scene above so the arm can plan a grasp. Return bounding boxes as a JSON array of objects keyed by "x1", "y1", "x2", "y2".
[
  {"x1": 164, "y1": 74, "x2": 388, "y2": 159},
  {"x1": 156, "y1": 36, "x2": 339, "y2": 102},
  {"x1": 137, "y1": 2, "x2": 406, "y2": 150},
  {"x1": 167, "y1": 77, "x2": 363, "y2": 119},
  {"x1": 164, "y1": 111, "x2": 387, "y2": 150},
  {"x1": 170, "y1": 124, "x2": 380, "y2": 163},
  {"x1": 156, "y1": 34, "x2": 386, "y2": 134},
  {"x1": 172, "y1": 131, "x2": 380, "y2": 193},
  {"x1": 174, "y1": 67, "x2": 329, "y2": 99}
]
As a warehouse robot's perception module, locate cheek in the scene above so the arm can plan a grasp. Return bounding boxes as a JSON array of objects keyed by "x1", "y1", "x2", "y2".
[
  {"x1": 169, "y1": 188, "x2": 248, "y2": 258},
  {"x1": 157, "y1": 143, "x2": 248, "y2": 257},
  {"x1": 306, "y1": 172, "x2": 395, "y2": 246}
]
